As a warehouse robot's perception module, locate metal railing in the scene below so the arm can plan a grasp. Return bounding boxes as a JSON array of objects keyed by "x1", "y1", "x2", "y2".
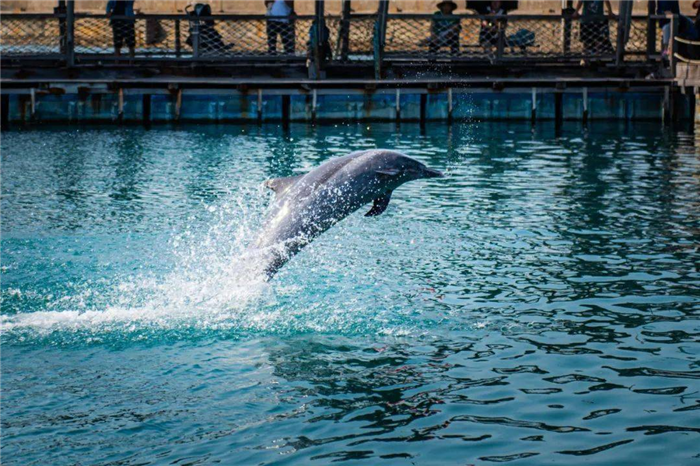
[
  {"x1": 382, "y1": 14, "x2": 665, "y2": 63},
  {"x1": 0, "y1": 10, "x2": 669, "y2": 73}
]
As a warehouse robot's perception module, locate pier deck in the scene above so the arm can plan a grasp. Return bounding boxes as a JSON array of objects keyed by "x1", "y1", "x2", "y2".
[{"x1": 1, "y1": 4, "x2": 694, "y2": 125}]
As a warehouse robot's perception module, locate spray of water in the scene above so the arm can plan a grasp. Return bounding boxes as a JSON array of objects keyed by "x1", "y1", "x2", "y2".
[{"x1": 1, "y1": 186, "x2": 284, "y2": 342}]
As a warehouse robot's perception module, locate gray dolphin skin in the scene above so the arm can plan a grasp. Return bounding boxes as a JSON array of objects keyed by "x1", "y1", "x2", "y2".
[{"x1": 251, "y1": 149, "x2": 444, "y2": 279}]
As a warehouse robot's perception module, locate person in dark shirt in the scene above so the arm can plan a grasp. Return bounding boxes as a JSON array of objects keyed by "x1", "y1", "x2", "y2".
[
  {"x1": 429, "y1": 0, "x2": 461, "y2": 55},
  {"x1": 106, "y1": 0, "x2": 135, "y2": 57},
  {"x1": 573, "y1": 0, "x2": 615, "y2": 57},
  {"x1": 657, "y1": 0, "x2": 699, "y2": 58},
  {"x1": 478, "y1": 1, "x2": 506, "y2": 50}
]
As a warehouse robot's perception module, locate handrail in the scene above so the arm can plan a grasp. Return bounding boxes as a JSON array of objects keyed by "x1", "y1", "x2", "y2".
[
  {"x1": 384, "y1": 13, "x2": 661, "y2": 20},
  {"x1": 73, "y1": 13, "x2": 320, "y2": 20},
  {"x1": 0, "y1": 10, "x2": 669, "y2": 72},
  {"x1": 0, "y1": 12, "x2": 666, "y2": 20}
]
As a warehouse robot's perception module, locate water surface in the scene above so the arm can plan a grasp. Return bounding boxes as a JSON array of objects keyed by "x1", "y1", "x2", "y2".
[{"x1": 2, "y1": 122, "x2": 699, "y2": 465}]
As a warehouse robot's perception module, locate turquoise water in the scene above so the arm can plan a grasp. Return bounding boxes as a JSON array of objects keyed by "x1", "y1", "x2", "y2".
[{"x1": 1, "y1": 122, "x2": 699, "y2": 465}]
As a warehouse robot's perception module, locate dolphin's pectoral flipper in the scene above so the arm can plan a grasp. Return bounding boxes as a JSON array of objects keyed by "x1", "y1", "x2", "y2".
[
  {"x1": 365, "y1": 191, "x2": 393, "y2": 217},
  {"x1": 264, "y1": 174, "x2": 305, "y2": 198}
]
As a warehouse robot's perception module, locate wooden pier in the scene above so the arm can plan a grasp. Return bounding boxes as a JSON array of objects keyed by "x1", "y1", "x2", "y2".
[{"x1": 1, "y1": 0, "x2": 695, "y2": 125}]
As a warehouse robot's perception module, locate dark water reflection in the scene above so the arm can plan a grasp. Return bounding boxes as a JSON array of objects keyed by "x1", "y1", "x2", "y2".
[{"x1": 1, "y1": 122, "x2": 698, "y2": 465}]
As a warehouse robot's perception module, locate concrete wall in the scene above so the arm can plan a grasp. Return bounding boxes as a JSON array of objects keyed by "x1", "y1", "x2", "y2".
[
  {"x1": 4, "y1": 88, "x2": 676, "y2": 124},
  {"x1": 2, "y1": 0, "x2": 688, "y2": 15}
]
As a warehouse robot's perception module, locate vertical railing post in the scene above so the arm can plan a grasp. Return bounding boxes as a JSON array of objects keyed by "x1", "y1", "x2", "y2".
[
  {"x1": 646, "y1": 0, "x2": 656, "y2": 61},
  {"x1": 563, "y1": 0, "x2": 573, "y2": 55},
  {"x1": 66, "y1": 0, "x2": 75, "y2": 66},
  {"x1": 496, "y1": 14, "x2": 505, "y2": 63},
  {"x1": 615, "y1": 10, "x2": 625, "y2": 65},
  {"x1": 310, "y1": 0, "x2": 325, "y2": 79},
  {"x1": 340, "y1": 0, "x2": 351, "y2": 61},
  {"x1": 374, "y1": 0, "x2": 389, "y2": 80},
  {"x1": 55, "y1": 0, "x2": 67, "y2": 55},
  {"x1": 175, "y1": 19, "x2": 182, "y2": 57},
  {"x1": 670, "y1": 14, "x2": 678, "y2": 76},
  {"x1": 192, "y1": 18, "x2": 200, "y2": 59}
]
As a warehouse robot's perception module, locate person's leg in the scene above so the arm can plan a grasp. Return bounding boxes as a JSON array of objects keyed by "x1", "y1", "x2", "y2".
[
  {"x1": 282, "y1": 22, "x2": 295, "y2": 55},
  {"x1": 267, "y1": 21, "x2": 277, "y2": 54},
  {"x1": 449, "y1": 32, "x2": 459, "y2": 55},
  {"x1": 126, "y1": 21, "x2": 136, "y2": 57},
  {"x1": 112, "y1": 21, "x2": 123, "y2": 56},
  {"x1": 429, "y1": 35, "x2": 438, "y2": 55},
  {"x1": 450, "y1": 39, "x2": 459, "y2": 55}
]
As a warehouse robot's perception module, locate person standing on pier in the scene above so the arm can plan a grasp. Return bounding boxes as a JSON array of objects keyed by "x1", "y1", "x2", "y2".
[
  {"x1": 106, "y1": 0, "x2": 136, "y2": 57},
  {"x1": 266, "y1": 0, "x2": 296, "y2": 55},
  {"x1": 429, "y1": 0, "x2": 461, "y2": 56},
  {"x1": 572, "y1": 0, "x2": 614, "y2": 59}
]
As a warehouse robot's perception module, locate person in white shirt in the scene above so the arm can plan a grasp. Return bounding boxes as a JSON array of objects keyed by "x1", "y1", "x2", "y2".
[{"x1": 265, "y1": 0, "x2": 296, "y2": 54}]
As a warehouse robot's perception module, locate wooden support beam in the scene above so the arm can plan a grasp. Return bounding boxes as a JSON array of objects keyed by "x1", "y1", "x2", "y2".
[
  {"x1": 396, "y1": 88, "x2": 401, "y2": 121},
  {"x1": 142, "y1": 94, "x2": 151, "y2": 124},
  {"x1": 646, "y1": 0, "x2": 656, "y2": 61},
  {"x1": 118, "y1": 87, "x2": 124, "y2": 122},
  {"x1": 447, "y1": 87, "x2": 453, "y2": 124},
  {"x1": 420, "y1": 93, "x2": 427, "y2": 126},
  {"x1": 531, "y1": 87, "x2": 536, "y2": 122},
  {"x1": 340, "y1": 0, "x2": 352, "y2": 61},
  {"x1": 66, "y1": 0, "x2": 75, "y2": 66},
  {"x1": 582, "y1": 87, "x2": 588, "y2": 122},
  {"x1": 1, "y1": 94, "x2": 9, "y2": 130},
  {"x1": 257, "y1": 88, "x2": 263, "y2": 124},
  {"x1": 175, "y1": 88, "x2": 182, "y2": 120},
  {"x1": 554, "y1": 91, "x2": 563, "y2": 125},
  {"x1": 282, "y1": 94, "x2": 290, "y2": 127},
  {"x1": 30, "y1": 88, "x2": 36, "y2": 119}
]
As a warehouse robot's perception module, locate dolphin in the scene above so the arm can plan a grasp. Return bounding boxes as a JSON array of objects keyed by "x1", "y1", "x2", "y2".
[{"x1": 250, "y1": 149, "x2": 444, "y2": 280}]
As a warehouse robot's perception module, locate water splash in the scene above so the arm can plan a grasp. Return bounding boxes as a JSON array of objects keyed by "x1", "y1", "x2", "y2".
[{"x1": 1, "y1": 187, "x2": 281, "y2": 342}]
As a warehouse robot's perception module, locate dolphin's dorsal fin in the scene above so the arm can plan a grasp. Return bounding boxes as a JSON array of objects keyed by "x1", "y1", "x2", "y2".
[
  {"x1": 365, "y1": 191, "x2": 393, "y2": 217},
  {"x1": 264, "y1": 174, "x2": 305, "y2": 198}
]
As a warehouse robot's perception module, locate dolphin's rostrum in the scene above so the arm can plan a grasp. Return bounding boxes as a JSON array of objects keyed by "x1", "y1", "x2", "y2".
[{"x1": 251, "y1": 149, "x2": 444, "y2": 279}]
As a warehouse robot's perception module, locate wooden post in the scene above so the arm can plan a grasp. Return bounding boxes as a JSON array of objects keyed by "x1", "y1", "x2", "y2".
[
  {"x1": 175, "y1": 19, "x2": 182, "y2": 57},
  {"x1": 555, "y1": 91, "x2": 563, "y2": 126},
  {"x1": 282, "y1": 94, "x2": 290, "y2": 127},
  {"x1": 311, "y1": 88, "x2": 317, "y2": 122},
  {"x1": 420, "y1": 93, "x2": 427, "y2": 127},
  {"x1": 55, "y1": 0, "x2": 67, "y2": 55},
  {"x1": 670, "y1": 14, "x2": 678, "y2": 76},
  {"x1": 192, "y1": 18, "x2": 200, "y2": 59},
  {"x1": 118, "y1": 88, "x2": 124, "y2": 122},
  {"x1": 374, "y1": 0, "x2": 389, "y2": 79},
  {"x1": 340, "y1": 0, "x2": 351, "y2": 61},
  {"x1": 311, "y1": 0, "x2": 325, "y2": 79},
  {"x1": 30, "y1": 88, "x2": 36, "y2": 119},
  {"x1": 615, "y1": 7, "x2": 625, "y2": 65},
  {"x1": 531, "y1": 87, "x2": 537, "y2": 122},
  {"x1": 563, "y1": 0, "x2": 573, "y2": 55},
  {"x1": 447, "y1": 87, "x2": 453, "y2": 124},
  {"x1": 175, "y1": 88, "x2": 182, "y2": 120},
  {"x1": 646, "y1": 0, "x2": 656, "y2": 61},
  {"x1": 142, "y1": 94, "x2": 151, "y2": 125},
  {"x1": 395, "y1": 88, "x2": 401, "y2": 121},
  {"x1": 1, "y1": 94, "x2": 9, "y2": 130},
  {"x1": 66, "y1": 0, "x2": 75, "y2": 66},
  {"x1": 582, "y1": 87, "x2": 588, "y2": 122},
  {"x1": 496, "y1": 15, "x2": 506, "y2": 63},
  {"x1": 257, "y1": 88, "x2": 263, "y2": 124}
]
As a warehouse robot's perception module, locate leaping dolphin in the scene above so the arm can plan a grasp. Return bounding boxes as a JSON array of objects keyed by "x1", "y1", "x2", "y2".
[{"x1": 250, "y1": 149, "x2": 444, "y2": 280}]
